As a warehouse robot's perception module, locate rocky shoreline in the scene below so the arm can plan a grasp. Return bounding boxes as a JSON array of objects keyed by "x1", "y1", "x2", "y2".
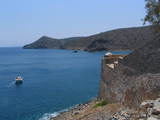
[
  {"x1": 50, "y1": 99, "x2": 98, "y2": 120},
  {"x1": 50, "y1": 98, "x2": 160, "y2": 120}
]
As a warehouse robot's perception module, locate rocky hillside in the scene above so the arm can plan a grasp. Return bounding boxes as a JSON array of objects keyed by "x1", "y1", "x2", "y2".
[
  {"x1": 23, "y1": 36, "x2": 62, "y2": 49},
  {"x1": 51, "y1": 98, "x2": 160, "y2": 120},
  {"x1": 23, "y1": 36, "x2": 85, "y2": 49},
  {"x1": 99, "y1": 35, "x2": 160, "y2": 108},
  {"x1": 23, "y1": 25, "x2": 156, "y2": 51}
]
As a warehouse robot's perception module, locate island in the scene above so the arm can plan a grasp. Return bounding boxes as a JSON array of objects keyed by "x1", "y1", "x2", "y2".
[{"x1": 23, "y1": 25, "x2": 156, "y2": 52}]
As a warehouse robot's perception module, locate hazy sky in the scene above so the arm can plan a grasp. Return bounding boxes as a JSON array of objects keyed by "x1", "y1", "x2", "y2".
[{"x1": 0, "y1": 0, "x2": 146, "y2": 47}]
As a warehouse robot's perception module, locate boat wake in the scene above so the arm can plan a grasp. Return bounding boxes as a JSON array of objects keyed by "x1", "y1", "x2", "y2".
[{"x1": 6, "y1": 81, "x2": 15, "y2": 88}]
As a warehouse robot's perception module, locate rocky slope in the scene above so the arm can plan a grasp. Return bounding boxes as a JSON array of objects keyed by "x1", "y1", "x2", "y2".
[
  {"x1": 51, "y1": 98, "x2": 160, "y2": 120},
  {"x1": 23, "y1": 25, "x2": 156, "y2": 51},
  {"x1": 99, "y1": 35, "x2": 160, "y2": 108}
]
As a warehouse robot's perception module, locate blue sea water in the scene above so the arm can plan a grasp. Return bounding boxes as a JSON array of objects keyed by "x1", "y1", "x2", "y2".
[{"x1": 0, "y1": 48, "x2": 130, "y2": 120}]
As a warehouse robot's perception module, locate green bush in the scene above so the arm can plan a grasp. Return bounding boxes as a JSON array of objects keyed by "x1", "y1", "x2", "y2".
[{"x1": 94, "y1": 100, "x2": 108, "y2": 108}]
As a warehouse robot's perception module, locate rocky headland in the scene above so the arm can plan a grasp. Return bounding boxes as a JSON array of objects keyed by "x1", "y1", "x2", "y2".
[
  {"x1": 23, "y1": 25, "x2": 156, "y2": 52},
  {"x1": 99, "y1": 37, "x2": 160, "y2": 108},
  {"x1": 50, "y1": 27, "x2": 160, "y2": 120}
]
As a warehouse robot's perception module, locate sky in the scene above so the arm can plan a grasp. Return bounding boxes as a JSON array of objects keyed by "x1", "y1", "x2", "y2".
[{"x1": 0, "y1": 0, "x2": 146, "y2": 47}]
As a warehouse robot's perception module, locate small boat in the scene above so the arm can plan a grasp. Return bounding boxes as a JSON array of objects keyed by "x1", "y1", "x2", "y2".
[
  {"x1": 73, "y1": 50, "x2": 78, "y2": 53},
  {"x1": 104, "y1": 52, "x2": 112, "y2": 57},
  {"x1": 15, "y1": 76, "x2": 23, "y2": 85}
]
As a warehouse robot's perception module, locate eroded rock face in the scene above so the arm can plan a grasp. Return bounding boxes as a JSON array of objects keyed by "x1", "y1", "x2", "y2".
[{"x1": 99, "y1": 38, "x2": 160, "y2": 108}]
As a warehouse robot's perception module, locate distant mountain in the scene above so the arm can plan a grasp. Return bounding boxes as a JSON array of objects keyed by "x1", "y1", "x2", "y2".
[
  {"x1": 23, "y1": 25, "x2": 157, "y2": 51},
  {"x1": 23, "y1": 36, "x2": 61, "y2": 49},
  {"x1": 23, "y1": 36, "x2": 85, "y2": 49}
]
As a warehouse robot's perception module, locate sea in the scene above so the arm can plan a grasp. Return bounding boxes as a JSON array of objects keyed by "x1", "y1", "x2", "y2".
[{"x1": 0, "y1": 47, "x2": 129, "y2": 120}]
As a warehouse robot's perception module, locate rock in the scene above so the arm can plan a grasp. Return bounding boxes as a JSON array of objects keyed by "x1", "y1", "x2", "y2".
[
  {"x1": 74, "y1": 112, "x2": 79, "y2": 115},
  {"x1": 147, "y1": 117, "x2": 158, "y2": 120},
  {"x1": 141, "y1": 101, "x2": 154, "y2": 108},
  {"x1": 152, "y1": 109, "x2": 160, "y2": 115},
  {"x1": 155, "y1": 98, "x2": 160, "y2": 102},
  {"x1": 152, "y1": 106, "x2": 160, "y2": 115},
  {"x1": 139, "y1": 98, "x2": 160, "y2": 120},
  {"x1": 109, "y1": 117, "x2": 118, "y2": 120},
  {"x1": 138, "y1": 113, "x2": 147, "y2": 119}
]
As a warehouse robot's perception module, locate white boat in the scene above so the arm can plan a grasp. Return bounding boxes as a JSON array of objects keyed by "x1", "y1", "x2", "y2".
[
  {"x1": 104, "y1": 52, "x2": 112, "y2": 57},
  {"x1": 15, "y1": 76, "x2": 23, "y2": 85}
]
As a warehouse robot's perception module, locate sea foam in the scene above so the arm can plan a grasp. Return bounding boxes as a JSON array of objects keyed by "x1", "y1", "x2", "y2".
[
  {"x1": 38, "y1": 105, "x2": 77, "y2": 120},
  {"x1": 38, "y1": 112, "x2": 59, "y2": 120}
]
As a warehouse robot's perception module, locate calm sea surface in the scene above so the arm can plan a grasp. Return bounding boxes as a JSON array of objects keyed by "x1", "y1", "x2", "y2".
[{"x1": 0, "y1": 48, "x2": 128, "y2": 120}]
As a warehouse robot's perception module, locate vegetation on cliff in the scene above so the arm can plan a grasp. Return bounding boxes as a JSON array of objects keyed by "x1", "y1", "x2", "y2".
[{"x1": 144, "y1": 0, "x2": 160, "y2": 25}]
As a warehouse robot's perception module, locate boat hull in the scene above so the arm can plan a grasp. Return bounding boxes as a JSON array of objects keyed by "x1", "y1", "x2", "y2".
[{"x1": 15, "y1": 80, "x2": 23, "y2": 85}]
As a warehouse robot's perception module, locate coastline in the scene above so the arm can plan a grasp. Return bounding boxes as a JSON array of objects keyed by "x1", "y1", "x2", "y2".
[
  {"x1": 49, "y1": 99, "x2": 124, "y2": 120},
  {"x1": 50, "y1": 97, "x2": 160, "y2": 120},
  {"x1": 49, "y1": 100, "x2": 124, "y2": 120},
  {"x1": 39, "y1": 98, "x2": 98, "y2": 120},
  {"x1": 48, "y1": 98, "x2": 97, "y2": 120}
]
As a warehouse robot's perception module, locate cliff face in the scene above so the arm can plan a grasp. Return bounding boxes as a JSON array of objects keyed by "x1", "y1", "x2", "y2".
[
  {"x1": 23, "y1": 26, "x2": 156, "y2": 51},
  {"x1": 99, "y1": 38, "x2": 160, "y2": 108}
]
